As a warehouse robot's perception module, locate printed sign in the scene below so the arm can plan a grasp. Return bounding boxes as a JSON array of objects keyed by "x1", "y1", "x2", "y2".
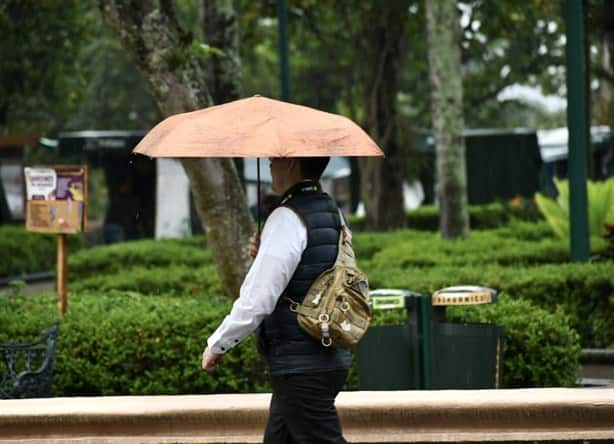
[
  {"x1": 24, "y1": 168, "x2": 57, "y2": 200},
  {"x1": 24, "y1": 165, "x2": 87, "y2": 234}
]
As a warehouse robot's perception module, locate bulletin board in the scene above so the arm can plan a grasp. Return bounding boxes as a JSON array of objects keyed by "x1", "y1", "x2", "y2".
[{"x1": 24, "y1": 165, "x2": 88, "y2": 234}]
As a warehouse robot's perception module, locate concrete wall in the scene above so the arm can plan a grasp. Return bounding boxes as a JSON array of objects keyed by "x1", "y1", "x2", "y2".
[{"x1": 1, "y1": 389, "x2": 613, "y2": 443}]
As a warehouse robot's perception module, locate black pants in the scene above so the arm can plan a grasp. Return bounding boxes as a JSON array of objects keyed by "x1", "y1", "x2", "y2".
[{"x1": 263, "y1": 369, "x2": 348, "y2": 444}]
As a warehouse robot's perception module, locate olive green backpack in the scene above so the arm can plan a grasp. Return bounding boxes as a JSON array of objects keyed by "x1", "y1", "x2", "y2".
[{"x1": 285, "y1": 210, "x2": 371, "y2": 349}]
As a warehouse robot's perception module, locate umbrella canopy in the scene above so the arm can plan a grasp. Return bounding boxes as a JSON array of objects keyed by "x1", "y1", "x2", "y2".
[{"x1": 132, "y1": 96, "x2": 384, "y2": 158}]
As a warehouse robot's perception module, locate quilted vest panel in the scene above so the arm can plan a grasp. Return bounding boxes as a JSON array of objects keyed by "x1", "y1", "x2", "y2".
[{"x1": 258, "y1": 181, "x2": 352, "y2": 375}]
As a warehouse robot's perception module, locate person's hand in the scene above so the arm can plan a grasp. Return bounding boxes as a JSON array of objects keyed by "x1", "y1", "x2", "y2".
[
  {"x1": 202, "y1": 347, "x2": 223, "y2": 373},
  {"x1": 249, "y1": 232, "x2": 260, "y2": 259}
]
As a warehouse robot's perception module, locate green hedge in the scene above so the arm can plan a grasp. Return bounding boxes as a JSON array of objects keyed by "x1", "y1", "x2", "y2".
[
  {"x1": 350, "y1": 221, "x2": 612, "y2": 348},
  {"x1": 366, "y1": 262, "x2": 614, "y2": 348},
  {"x1": 70, "y1": 264, "x2": 222, "y2": 296},
  {"x1": 368, "y1": 231, "x2": 569, "y2": 268},
  {"x1": 349, "y1": 202, "x2": 541, "y2": 232},
  {"x1": 448, "y1": 295, "x2": 580, "y2": 387},
  {"x1": 68, "y1": 236, "x2": 212, "y2": 281},
  {"x1": 0, "y1": 290, "x2": 580, "y2": 394},
  {"x1": 353, "y1": 220, "x2": 559, "y2": 262},
  {"x1": 0, "y1": 225, "x2": 84, "y2": 278},
  {"x1": 0, "y1": 292, "x2": 269, "y2": 396}
]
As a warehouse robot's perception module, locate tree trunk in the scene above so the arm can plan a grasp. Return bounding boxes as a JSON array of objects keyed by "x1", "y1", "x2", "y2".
[
  {"x1": 181, "y1": 158, "x2": 253, "y2": 299},
  {"x1": 203, "y1": 0, "x2": 244, "y2": 186},
  {"x1": 425, "y1": 0, "x2": 469, "y2": 239},
  {"x1": 203, "y1": 0, "x2": 241, "y2": 104},
  {"x1": 98, "y1": 0, "x2": 252, "y2": 299},
  {"x1": 359, "y1": 2, "x2": 407, "y2": 230}
]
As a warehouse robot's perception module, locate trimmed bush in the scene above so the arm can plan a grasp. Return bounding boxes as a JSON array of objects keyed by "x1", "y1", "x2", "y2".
[
  {"x1": 0, "y1": 289, "x2": 580, "y2": 393},
  {"x1": 448, "y1": 294, "x2": 581, "y2": 388},
  {"x1": 353, "y1": 220, "x2": 559, "y2": 262},
  {"x1": 0, "y1": 291, "x2": 269, "y2": 396},
  {"x1": 366, "y1": 261, "x2": 614, "y2": 348},
  {"x1": 369, "y1": 230, "x2": 570, "y2": 268},
  {"x1": 70, "y1": 264, "x2": 222, "y2": 296},
  {"x1": 352, "y1": 230, "x2": 433, "y2": 261},
  {"x1": 63, "y1": 226, "x2": 614, "y2": 349},
  {"x1": 0, "y1": 225, "x2": 84, "y2": 277},
  {"x1": 68, "y1": 236, "x2": 212, "y2": 281},
  {"x1": 491, "y1": 219, "x2": 556, "y2": 241},
  {"x1": 349, "y1": 202, "x2": 521, "y2": 232}
]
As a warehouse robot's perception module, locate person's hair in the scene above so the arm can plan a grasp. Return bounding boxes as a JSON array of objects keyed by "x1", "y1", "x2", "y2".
[{"x1": 298, "y1": 157, "x2": 330, "y2": 179}]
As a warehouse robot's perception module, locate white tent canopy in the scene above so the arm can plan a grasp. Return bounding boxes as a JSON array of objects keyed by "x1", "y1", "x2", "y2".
[
  {"x1": 537, "y1": 126, "x2": 611, "y2": 163},
  {"x1": 242, "y1": 157, "x2": 350, "y2": 184}
]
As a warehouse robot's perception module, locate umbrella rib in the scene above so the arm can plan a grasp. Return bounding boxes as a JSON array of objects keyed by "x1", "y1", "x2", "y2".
[{"x1": 268, "y1": 99, "x2": 284, "y2": 157}]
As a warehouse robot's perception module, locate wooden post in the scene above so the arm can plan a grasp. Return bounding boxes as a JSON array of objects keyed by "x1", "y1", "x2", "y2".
[{"x1": 57, "y1": 233, "x2": 68, "y2": 316}]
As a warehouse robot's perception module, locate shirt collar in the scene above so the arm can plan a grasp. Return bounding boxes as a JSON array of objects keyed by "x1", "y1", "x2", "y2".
[{"x1": 279, "y1": 180, "x2": 321, "y2": 206}]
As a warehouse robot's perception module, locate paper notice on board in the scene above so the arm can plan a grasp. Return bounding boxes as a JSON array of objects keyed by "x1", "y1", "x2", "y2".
[
  {"x1": 24, "y1": 168, "x2": 57, "y2": 200},
  {"x1": 26, "y1": 200, "x2": 83, "y2": 233},
  {"x1": 56, "y1": 170, "x2": 85, "y2": 201}
]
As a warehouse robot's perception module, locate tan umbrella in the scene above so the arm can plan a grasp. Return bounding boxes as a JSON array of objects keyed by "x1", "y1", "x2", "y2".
[
  {"x1": 132, "y1": 95, "x2": 384, "y2": 229},
  {"x1": 133, "y1": 95, "x2": 383, "y2": 158}
]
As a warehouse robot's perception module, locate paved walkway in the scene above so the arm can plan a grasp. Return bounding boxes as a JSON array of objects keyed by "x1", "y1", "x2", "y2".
[{"x1": 0, "y1": 279, "x2": 54, "y2": 297}]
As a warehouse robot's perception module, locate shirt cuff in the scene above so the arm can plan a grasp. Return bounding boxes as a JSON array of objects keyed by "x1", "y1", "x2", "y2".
[{"x1": 207, "y1": 332, "x2": 240, "y2": 355}]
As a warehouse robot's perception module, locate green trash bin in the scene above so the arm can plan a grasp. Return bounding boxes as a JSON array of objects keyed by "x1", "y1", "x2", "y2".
[
  {"x1": 429, "y1": 286, "x2": 504, "y2": 389},
  {"x1": 357, "y1": 286, "x2": 504, "y2": 390},
  {"x1": 356, "y1": 289, "x2": 425, "y2": 390}
]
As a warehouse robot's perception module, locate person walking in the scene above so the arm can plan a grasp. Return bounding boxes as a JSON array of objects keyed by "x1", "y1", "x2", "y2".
[{"x1": 202, "y1": 156, "x2": 349, "y2": 444}]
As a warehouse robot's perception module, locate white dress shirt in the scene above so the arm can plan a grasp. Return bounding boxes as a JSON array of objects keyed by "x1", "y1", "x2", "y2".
[{"x1": 207, "y1": 206, "x2": 307, "y2": 354}]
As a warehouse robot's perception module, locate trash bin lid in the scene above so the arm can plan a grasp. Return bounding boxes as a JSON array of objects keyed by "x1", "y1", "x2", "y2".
[
  {"x1": 369, "y1": 289, "x2": 423, "y2": 310},
  {"x1": 432, "y1": 286, "x2": 497, "y2": 306}
]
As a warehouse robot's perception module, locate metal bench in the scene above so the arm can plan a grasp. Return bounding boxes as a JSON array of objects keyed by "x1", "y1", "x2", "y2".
[{"x1": 0, "y1": 321, "x2": 60, "y2": 399}]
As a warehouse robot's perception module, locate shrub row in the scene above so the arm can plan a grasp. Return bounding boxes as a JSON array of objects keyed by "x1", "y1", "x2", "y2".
[
  {"x1": 0, "y1": 225, "x2": 208, "y2": 280},
  {"x1": 0, "y1": 292, "x2": 269, "y2": 396},
  {"x1": 0, "y1": 289, "x2": 580, "y2": 394},
  {"x1": 67, "y1": 223, "x2": 614, "y2": 348},
  {"x1": 447, "y1": 295, "x2": 581, "y2": 388},
  {"x1": 69, "y1": 223, "x2": 582, "y2": 303},
  {"x1": 64, "y1": 224, "x2": 614, "y2": 349},
  {"x1": 0, "y1": 225, "x2": 83, "y2": 278},
  {"x1": 0, "y1": 204, "x2": 547, "y2": 277},
  {"x1": 68, "y1": 236, "x2": 211, "y2": 281},
  {"x1": 349, "y1": 202, "x2": 543, "y2": 232},
  {"x1": 353, "y1": 220, "x2": 561, "y2": 262},
  {"x1": 366, "y1": 261, "x2": 614, "y2": 348},
  {"x1": 367, "y1": 230, "x2": 570, "y2": 268},
  {"x1": 70, "y1": 264, "x2": 221, "y2": 297}
]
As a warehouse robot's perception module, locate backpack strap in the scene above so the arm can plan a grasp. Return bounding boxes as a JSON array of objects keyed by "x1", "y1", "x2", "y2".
[{"x1": 339, "y1": 206, "x2": 354, "y2": 235}]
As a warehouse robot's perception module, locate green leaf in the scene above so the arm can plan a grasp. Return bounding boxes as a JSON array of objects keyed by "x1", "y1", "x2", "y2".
[{"x1": 536, "y1": 178, "x2": 614, "y2": 241}]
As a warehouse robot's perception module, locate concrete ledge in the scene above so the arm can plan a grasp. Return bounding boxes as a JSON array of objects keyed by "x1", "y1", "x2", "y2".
[{"x1": 1, "y1": 389, "x2": 613, "y2": 443}]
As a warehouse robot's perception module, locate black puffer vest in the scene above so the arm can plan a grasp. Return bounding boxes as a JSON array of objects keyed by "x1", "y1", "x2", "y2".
[{"x1": 258, "y1": 180, "x2": 352, "y2": 375}]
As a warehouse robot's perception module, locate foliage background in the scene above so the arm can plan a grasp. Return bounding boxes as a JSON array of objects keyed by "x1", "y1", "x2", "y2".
[{"x1": 2, "y1": 0, "x2": 585, "y2": 137}]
